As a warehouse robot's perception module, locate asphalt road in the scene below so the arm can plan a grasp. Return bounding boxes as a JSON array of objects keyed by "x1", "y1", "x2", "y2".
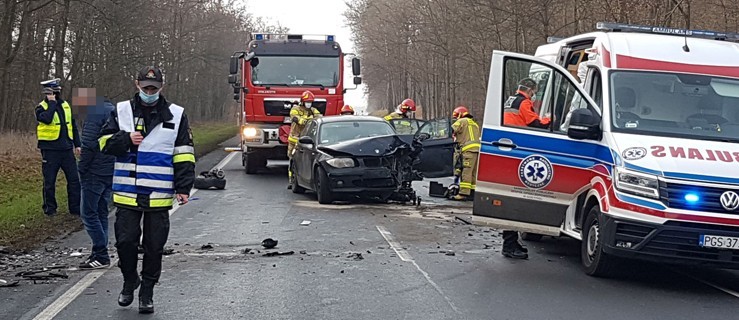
[{"x1": 4, "y1": 139, "x2": 739, "y2": 320}]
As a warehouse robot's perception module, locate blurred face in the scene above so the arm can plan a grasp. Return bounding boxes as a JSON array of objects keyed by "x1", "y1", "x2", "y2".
[{"x1": 72, "y1": 88, "x2": 105, "y2": 123}]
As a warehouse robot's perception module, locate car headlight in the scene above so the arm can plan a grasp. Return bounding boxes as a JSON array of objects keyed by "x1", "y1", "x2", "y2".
[
  {"x1": 326, "y1": 158, "x2": 355, "y2": 168},
  {"x1": 614, "y1": 167, "x2": 659, "y2": 199},
  {"x1": 242, "y1": 127, "x2": 258, "y2": 137}
]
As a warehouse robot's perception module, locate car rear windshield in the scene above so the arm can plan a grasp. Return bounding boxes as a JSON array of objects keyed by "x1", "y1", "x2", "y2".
[
  {"x1": 319, "y1": 121, "x2": 395, "y2": 145},
  {"x1": 610, "y1": 70, "x2": 739, "y2": 142}
]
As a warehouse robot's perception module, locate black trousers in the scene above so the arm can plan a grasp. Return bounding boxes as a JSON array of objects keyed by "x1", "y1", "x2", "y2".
[
  {"x1": 502, "y1": 230, "x2": 519, "y2": 251},
  {"x1": 114, "y1": 207, "x2": 170, "y2": 283},
  {"x1": 41, "y1": 149, "x2": 81, "y2": 215}
]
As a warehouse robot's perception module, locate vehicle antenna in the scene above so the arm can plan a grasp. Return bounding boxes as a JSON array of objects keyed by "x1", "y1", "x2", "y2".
[{"x1": 682, "y1": 36, "x2": 690, "y2": 52}]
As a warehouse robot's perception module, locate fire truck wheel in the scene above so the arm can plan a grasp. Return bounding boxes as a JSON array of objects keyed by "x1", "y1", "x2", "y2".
[
  {"x1": 315, "y1": 166, "x2": 334, "y2": 204},
  {"x1": 521, "y1": 233, "x2": 544, "y2": 242},
  {"x1": 581, "y1": 206, "x2": 619, "y2": 277}
]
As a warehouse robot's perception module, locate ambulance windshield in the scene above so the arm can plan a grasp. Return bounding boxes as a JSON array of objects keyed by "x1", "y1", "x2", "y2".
[{"x1": 610, "y1": 71, "x2": 739, "y2": 142}]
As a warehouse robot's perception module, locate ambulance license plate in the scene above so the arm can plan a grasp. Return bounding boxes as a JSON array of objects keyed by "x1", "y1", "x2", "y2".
[
  {"x1": 699, "y1": 235, "x2": 739, "y2": 250},
  {"x1": 283, "y1": 116, "x2": 291, "y2": 124}
]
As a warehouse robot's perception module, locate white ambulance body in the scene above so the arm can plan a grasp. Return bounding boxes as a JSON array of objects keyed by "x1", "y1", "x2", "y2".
[{"x1": 473, "y1": 22, "x2": 739, "y2": 276}]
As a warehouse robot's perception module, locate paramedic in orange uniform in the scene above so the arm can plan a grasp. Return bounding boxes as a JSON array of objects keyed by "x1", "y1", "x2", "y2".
[{"x1": 503, "y1": 78, "x2": 550, "y2": 129}]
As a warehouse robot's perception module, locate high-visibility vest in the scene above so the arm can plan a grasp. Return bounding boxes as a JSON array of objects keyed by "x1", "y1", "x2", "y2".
[
  {"x1": 37, "y1": 100, "x2": 74, "y2": 141},
  {"x1": 111, "y1": 101, "x2": 186, "y2": 209}
]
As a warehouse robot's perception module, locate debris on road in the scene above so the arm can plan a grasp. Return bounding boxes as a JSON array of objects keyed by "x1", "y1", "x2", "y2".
[
  {"x1": 200, "y1": 244, "x2": 214, "y2": 250},
  {"x1": 348, "y1": 253, "x2": 364, "y2": 261},
  {"x1": 483, "y1": 244, "x2": 493, "y2": 249},
  {"x1": 16, "y1": 267, "x2": 69, "y2": 282},
  {"x1": 162, "y1": 248, "x2": 176, "y2": 256},
  {"x1": 444, "y1": 251, "x2": 456, "y2": 256},
  {"x1": 455, "y1": 216, "x2": 472, "y2": 225},
  {"x1": 299, "y1": 250, "x2": 307, "y2": 254},
  {"x1": 69, "y1": 252, "x2": 83, "y2": 257},
  {"x1": 349, "y1": 241, "x2": 355, "y2": 246},
  {"x1": 262, "y1": 238, "x2": 278, "y2": 249},
  {"x1": 0, "y1": 279, "x2": 19, "y2": 287},
  {"x1": 300, "y1": 220, "x2": 311, "y2": 226},
  {"x1": 242, "y1": 248, "x2": 252, "y2": 254},
  {"x1": 194, "y1": 169, "x2": 226, "y2": 190},
  {"x1": 263, "y1": 251, "x2": 294, "y2": 257}
]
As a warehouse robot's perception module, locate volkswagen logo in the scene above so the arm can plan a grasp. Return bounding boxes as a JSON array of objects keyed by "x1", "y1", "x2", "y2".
[{"x1": 720, "y1": 191, "x2": 739, "y2": 211}]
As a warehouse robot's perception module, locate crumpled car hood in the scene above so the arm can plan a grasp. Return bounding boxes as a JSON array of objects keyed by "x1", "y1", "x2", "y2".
[{"x1": 318, "y1": 134, "x2": 415, "y2": 157}]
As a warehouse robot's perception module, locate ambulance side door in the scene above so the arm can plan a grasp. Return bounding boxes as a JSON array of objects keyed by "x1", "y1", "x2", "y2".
[{"x1": 473, "y1": 51, "x2": 606, "y2": 236}]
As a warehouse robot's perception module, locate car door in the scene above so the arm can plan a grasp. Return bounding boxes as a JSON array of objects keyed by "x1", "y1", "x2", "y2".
[
  {"x1": 388, "y1": 118, "x2": 426, "y2": 135},
  {"x1": 296, "y1": 121, "x2": 318, "y2": 187},
  {"x1": 473, "y1": 51, "x2": 606, "y2": 236},
  {"x1": 414, "y1": 118, "x2": 456, "y2": 178}
]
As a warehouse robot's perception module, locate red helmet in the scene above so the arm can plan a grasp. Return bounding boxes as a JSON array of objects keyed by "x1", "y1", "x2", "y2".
[
  {"x1": 399, "y1": 98, "x2": 416, "y2": 112},
  {"x1": 300, "y1": 90, "x2": 315, "y2": 103},
  {"x1": 340, "y1": 104, "x2": 355, "y2": 115},
  {"x1": 452, "y1": 106, "x2": 469, "y2": 119}
]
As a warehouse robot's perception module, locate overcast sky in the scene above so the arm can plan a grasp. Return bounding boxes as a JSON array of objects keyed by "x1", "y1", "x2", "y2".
[{"x1": 244, "y1": 0, "x2": 368, "y2": 114}]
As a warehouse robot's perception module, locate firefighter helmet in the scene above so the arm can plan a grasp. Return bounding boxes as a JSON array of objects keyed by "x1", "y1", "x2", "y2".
[
  {"x1": 340, "y1": 104, "x2": 355, "y2": 115},
  {"x1": 452, "y1": 106, "x2": 469, "y2": 119},
  {"x1": 399, "y1": 98, "x2": 416, "y2": 112},
  {"x1": 300, "y1": 91, "x2": 315, "y2": 103}
]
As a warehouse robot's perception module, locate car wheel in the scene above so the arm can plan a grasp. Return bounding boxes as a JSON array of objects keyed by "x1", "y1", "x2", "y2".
[
  {"x1": 521, "y1": 232, "x2": 544, "y2": 242},
  {"x1": 291, "y1": 162, "x2": 306, "y2": 194},
  {"x1": 244, "y1": 153, "x2": 265, "y2": 175},
  {"x1": 581, "y1": 206, "x2": 619, "y2": 277},
  {"x1": 315, "y1": 166, "x2": 333, "y2": 204}
]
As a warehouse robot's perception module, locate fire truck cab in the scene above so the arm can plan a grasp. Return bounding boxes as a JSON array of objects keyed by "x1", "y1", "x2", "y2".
[
  {"x1": 474, "y1": 22, "x2": 739, "y2": 276},
  {"x1": 227, "y1": 33, "x2": 361, "y2": 174}
]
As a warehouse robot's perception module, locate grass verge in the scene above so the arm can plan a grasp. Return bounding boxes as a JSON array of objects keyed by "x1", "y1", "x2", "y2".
[{"x1": 0, "y1": 122, "x2": 237, "y2": 250}]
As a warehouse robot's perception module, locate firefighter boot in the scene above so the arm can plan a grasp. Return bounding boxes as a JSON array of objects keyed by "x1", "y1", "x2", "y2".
[
  {"x1": 452, "y1": 194, "x2": 468, "y2": 201},
  {"x1": 118, "y1": 276, "x2": 141, "y2": 307},
  {"x1": 138, "y1": 280, "x2": 155, "y2": 314}
]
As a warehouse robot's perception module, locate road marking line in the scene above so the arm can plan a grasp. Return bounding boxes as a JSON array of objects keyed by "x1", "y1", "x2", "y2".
[
  {"x1": 32, "y1": 151, "x2": 238, "y2": 320},
  {"x1": 674, "y1": 269, "x2": 739, "y2": 299},
  {"x1": 376, "y1": 226, "x2": 461, "y2": 314}
]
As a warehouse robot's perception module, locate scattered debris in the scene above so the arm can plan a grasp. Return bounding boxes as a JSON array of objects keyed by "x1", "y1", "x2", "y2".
[
  {"x1": 200, "y1": 244, "x2": 214, "y2": 250},
  {"x1": 263, "y1": 251, "x2": 294, "y2": 257},
  {"x1": 349, "y1": 241, "x2": 355, "y2": 246},
  {"x1": 300, "y1": 220, "x2": 311, "y2": 226},
  {"x1": 444, "y1": 251, "x2": 456, "y2": 256},
  {"x1": 162, "y1": 248, "x2": 176, "y2": 256},
  {"x1": 467, "y1": 233, "x2": 473, "y2": 237},
  {"x1": 383, "y1": 214, "x2": 387, "y2": 218},
  {"x1": 16, "y1": 267, "x2": 69, "y2": 281},
  {"x1": 348, "y1": 253, "x2": 364, "y2": 261},
  {"x1": 366, "y1": 250, "x2": 372, "y2": 254},
  {"x1": 69, "y1": 252, "x2": 83, "y2": 257},
  {"x1": 483, "y1": 244, "x2": 493, "y2": 249},
  {"x1": 272, "y1": 264, "x2": 276, "y2": 267},
  {"x1": 340, "y1": 270, "x2": 345, "y2": 274},
  {"x1": 299, "y1": 250, "x2": 307, "y2": 255},
  {"x1": 455, "y1": 216, "x2": 472, "y2": 225},
  {"x1": 261, "y1": 238, "x2": 278, "y2": 249},
  {"x1": 0, "y1": 279, "x2": 19, "y2": 287},
  {"x1": 242, "y1": 248, "x2": 252, "y2": 254}
]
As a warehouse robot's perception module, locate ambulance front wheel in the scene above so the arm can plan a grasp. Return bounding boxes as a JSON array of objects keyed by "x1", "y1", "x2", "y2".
[
  {"x1": 581, "y1": 206, "x2": 619, "y2": 277},
  {"x1": 521, "y1": 233, "x2": 543, "y2": 241}
]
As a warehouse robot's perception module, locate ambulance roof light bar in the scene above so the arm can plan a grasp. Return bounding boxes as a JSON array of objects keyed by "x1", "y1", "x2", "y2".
[
  {"x1": 596, "y1": 22, "x2": 739, "y2": 42},
  {"x1": 251, "y1": 33, "x2": 336, "y2": 42}
]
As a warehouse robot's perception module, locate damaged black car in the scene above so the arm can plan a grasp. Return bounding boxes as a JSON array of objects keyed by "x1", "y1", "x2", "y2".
[{"x1": 290, "y1": 116, "x2": 455, "y2": 204}]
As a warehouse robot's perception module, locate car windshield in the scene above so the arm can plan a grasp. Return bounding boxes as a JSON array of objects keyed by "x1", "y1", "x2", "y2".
[
  {"x1": 319, "y1": 121, "x2": 396, "y2": 145},
  {"x1": 610, "y1": 70, "x2": 739, "y2": 142},
  {"x1": 251, "y1": 56, "x2": 340, "y2": 87}
]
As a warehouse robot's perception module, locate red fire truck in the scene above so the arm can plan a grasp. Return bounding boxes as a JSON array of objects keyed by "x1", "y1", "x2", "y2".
[{"x1": 227, "y1": 33, "x2": 362, "y2": 174}]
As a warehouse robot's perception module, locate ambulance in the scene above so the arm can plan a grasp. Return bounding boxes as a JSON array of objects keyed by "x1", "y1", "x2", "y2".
[{"x1": 473, "y1": 22, "x2": 739, "y2": 276}]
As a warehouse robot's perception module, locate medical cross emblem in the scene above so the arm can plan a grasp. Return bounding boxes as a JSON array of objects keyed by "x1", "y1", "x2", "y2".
[{"x1": 518, "y1": 155, "x2": 553, "y2": 189}]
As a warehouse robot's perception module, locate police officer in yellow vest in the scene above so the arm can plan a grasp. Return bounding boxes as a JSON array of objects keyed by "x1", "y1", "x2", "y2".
[
  {"x1": 450, "y1": 106, "x2": 480, "y2": 201},
  {"x1": 383, "y1": 98, "x2": 416, "y2": 134},
  {"x1": 99, "y1": 66, "x2": 195, "y2": 314},
  {"x1": 35, "y1": 78, "x2": 81, "y2": 216},
  {"x1": 287, "y1": 90, "x2": 321, "y2": 188}
]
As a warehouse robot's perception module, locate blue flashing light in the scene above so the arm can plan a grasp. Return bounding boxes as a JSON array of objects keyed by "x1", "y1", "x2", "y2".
[
  {"x1": 327, "y1": 35, "x2": 335, "y2": 42},
  {"x1": 255, "y1": 34, "x2": 264, "y2": 40},
  {"x1": 684, "y1": 193, "x2": 700, "y2": 204}
]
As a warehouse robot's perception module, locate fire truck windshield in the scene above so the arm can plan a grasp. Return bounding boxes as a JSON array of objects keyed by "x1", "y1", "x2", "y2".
[{"x1": 251, "y1": 56, "x2": 340, "y2": 87}]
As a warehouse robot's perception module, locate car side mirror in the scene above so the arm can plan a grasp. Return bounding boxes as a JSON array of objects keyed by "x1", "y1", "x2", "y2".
[
  {"x1": 567, "y1": 108, "x2": 601, "y2": 140},
  {"x1": 298, "y1": 136, "x2": 314, "y2": 145},
  {"x1": 351, "y1": 58, "x2": 361, "y2": 76},
  {"x1": 353, "y1": 76, "x2": 362, "y2": 85}
]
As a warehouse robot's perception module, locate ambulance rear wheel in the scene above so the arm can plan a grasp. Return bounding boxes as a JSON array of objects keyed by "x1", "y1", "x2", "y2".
[
  {"x1": 581, "y1": 206, "x2": 618, "y2": 277},
  {"x1": 521, "y1": 233, "x2": 544, "y2": 242}
]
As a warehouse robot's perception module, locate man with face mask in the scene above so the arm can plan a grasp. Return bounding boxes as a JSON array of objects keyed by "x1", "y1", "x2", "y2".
[
  {"x1": 287, "y1": 90, "x2": 321, "y2": 189},
  {"x1": 35, "y1": 78, "x2": 82, "y2": 217},
  {"x1": 99, "y1": 66, "x2": 195, "y2": 313},
  {"x1": 503, "y1": 78, "x2": 550, "y2": 129}
]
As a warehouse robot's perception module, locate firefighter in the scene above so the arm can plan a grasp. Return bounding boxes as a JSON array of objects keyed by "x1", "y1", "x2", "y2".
[
  {"x1": 450, "y1": 106, "x2": 480, "y2": 201},
  {"x1": 503, "y1": 78, "x2": 550, "y2": 129},
  {"x1": 287, "y1": 90, "x2": 321, "y2": 188},
  {"x1": 35, "y1": 78, "x2": 82, "y2": 216},
  {"x1": 384, "y1": 98, "x2": 416, "y2": 134},
  {"x1": 340, "y1": 104, "x2": 355, "y2": 115},
  {"x1": 99, "y1": 66, "x2": 195, "y2": 313}
]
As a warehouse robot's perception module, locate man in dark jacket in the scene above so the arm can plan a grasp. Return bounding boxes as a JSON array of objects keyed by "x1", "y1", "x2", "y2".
[
  {"x1": 100, "y1": 66, "x2": 195, "y2": 313},
  {"x1": 35, "y1": 79, "x2": 81, "y2": 216},
  {"x1": 76, "y1": 90, "x2": 116, "y2": 270}
]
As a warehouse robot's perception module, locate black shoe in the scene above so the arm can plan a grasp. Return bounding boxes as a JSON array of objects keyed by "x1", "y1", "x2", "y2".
[
  {"x1": 502, "y1": 248, "x2": 529, "y2": 259},
  {"x1": 118, "y1": 276, "x2": 141, "y2": 307},
  {"x1": 139, "y1": 281, "x2": 155, "y2": 314},
  {"x1": 516, "y1": 244, "x2": 529, "y2": 253}
]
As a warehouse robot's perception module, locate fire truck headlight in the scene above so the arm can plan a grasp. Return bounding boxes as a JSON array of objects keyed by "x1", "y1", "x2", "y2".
[{"x1": 242, "y1": 127, "x2": 258, "y2": 137}]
